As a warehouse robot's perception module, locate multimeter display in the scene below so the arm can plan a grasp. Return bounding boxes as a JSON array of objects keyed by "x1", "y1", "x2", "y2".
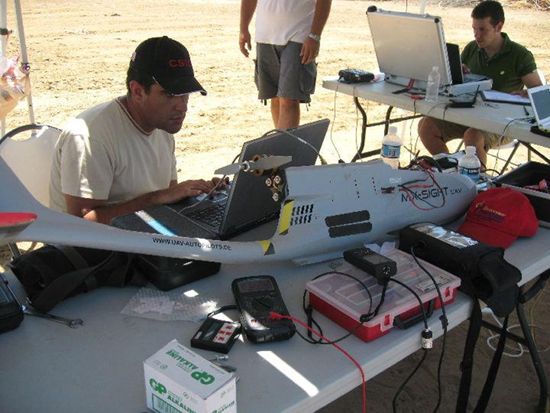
[
  {"x1": 235, "y1": 278, "x2": 274, "y2": 294},
  {"x1": 232, "y1": 275, "x2": 295, "y2": 344}
]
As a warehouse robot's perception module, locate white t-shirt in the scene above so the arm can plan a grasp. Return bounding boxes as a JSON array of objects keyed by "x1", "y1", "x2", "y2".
[
  {"x1": 49, "y1": 98, "x2": 177, "y2": 213},
  {"x1": 255, "y1": 0, "x2": 316, "y2": 45}
]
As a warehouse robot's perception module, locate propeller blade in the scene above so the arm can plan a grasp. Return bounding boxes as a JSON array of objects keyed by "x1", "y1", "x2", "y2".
[
  {"x1": 214, "y1": 156, "x2": 292, "y2": 175},
  {"x1": 249, "y1": 155, "x2": 292, "y2": 171},
  {"x1": 214, "y1": 163, "x2": 244, "y2": 176}
]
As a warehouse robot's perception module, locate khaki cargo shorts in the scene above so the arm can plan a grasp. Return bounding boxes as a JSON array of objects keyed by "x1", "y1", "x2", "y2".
[{"x1": 431, "y1": 118, "x2": 513, "y2": 149}]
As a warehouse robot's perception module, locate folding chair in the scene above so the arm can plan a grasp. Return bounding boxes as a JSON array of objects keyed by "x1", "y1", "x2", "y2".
[{"x1": 0, "y1": 123, "x2": 62, "y2": 257}]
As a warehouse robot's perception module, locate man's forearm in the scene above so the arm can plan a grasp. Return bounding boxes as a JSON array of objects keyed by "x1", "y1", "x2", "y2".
[
  {"x1": 310, "y1": 0, "x2": 332, "y2": 36},
  {"x1": 81, "y1": 189, "x2": 171, "y2": 225},
  {"x1": 77, "y1": 179, "x2": 215, "y2": 225},
  {"x1": 240, "y1": 0, "x2": 257, "y2": 32}
]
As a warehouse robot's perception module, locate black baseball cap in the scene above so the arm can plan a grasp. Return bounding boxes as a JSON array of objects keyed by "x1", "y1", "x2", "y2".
[{"x1": 129, "y1": 36, "x2": 207, "y2": 96}]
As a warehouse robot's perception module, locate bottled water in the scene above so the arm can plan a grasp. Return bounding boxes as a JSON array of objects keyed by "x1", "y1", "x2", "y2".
[
  {"x1": 459, "y1": 146, "x2": 481, "y2": 182},
  {"x1": 380, "y1": 126, "x2": 402, "y2": 169},
  {"x1": 425, "y1": 66, "x2": 441, "y2": 103}
]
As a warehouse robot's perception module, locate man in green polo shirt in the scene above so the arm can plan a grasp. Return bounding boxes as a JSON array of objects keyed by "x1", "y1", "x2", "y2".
[{"x1": 418, "y1": 0, "x2": 542, "y2": 167}]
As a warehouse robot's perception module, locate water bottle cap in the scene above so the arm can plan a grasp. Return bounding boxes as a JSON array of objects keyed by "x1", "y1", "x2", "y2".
[
  {"x1": 432, "y1": 66, "x2": 438, "y2": 71},
  {"x1": 465, "y1": 145, "x2": 476, "y2": 154},
  {"x1": 388, "y1": 126, "x2": 398, "y2": 135}
]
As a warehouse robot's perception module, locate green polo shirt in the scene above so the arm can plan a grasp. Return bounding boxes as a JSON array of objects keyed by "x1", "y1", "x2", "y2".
[{"x1": 461, "y1": 33, "x2": 537, "y2": 93}]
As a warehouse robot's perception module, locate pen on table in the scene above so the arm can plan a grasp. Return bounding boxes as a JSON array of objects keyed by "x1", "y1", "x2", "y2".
[{"x1": 524, "y1": 106, "x2": 530, "y2": 116}]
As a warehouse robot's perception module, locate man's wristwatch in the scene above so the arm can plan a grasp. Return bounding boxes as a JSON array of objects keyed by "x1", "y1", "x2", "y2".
[{"x1": 308, "y1": 33, "x2": 321, "y2": 42}]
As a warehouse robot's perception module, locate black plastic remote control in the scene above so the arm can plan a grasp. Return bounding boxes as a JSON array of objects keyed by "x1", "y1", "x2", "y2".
[{"x1": 343, "y1": 247, "x2": 397, "y2": 285}]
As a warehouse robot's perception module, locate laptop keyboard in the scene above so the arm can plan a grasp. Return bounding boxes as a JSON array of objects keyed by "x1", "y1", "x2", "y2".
[{"x1": 187, "y1": 202, "x2": 226, "y2": 228}]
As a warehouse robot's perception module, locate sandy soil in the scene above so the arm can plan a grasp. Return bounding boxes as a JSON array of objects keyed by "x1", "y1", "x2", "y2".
[
  {"x1": 2, "y1": 0, "x2": 550, "y2": 176},
  {"x1": 1, "y1": 1, "x2": 549, "y2": 412}
]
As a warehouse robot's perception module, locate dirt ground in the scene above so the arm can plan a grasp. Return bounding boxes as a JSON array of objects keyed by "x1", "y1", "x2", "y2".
[
  {"x1": 3, "y1": 0, "x2": 550, "y2": 174},
  {"x1": 1, "y1": 0, "x2": 550, "y2": 412}
]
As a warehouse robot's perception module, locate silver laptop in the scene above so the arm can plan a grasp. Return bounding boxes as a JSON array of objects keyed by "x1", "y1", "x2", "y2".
[
  {"x1": 112, "y1": 119, "x2": 329, "y2": 239},
  {"x1": 528, "y1": 84, "x2": 550, "y2": 132},
  {"x1": 365, "y1": 8, "x2": 491, "y2": 95}
]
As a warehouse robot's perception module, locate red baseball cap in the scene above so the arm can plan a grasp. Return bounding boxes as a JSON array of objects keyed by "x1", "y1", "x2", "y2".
[{"x1": 458, "y1": 187, "x2": 538, "y2": 249}]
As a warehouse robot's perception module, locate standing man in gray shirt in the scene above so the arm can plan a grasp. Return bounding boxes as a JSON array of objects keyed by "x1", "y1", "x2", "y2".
[{"x1": 239, "y1": 0, "x2": 332, "y2": 129}]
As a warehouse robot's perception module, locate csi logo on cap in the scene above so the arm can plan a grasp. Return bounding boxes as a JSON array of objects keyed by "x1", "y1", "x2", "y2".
[{"x1": 169, "y1": 59, "x2": 192, "y2": 68}]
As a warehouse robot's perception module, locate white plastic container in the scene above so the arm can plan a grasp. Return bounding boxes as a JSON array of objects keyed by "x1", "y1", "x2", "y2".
[
  {"x1": 425, "y1": 66, "x2": 441, "y2": 103},
  {"x1": 380, "y1": 126, "x2": 402, "y2": 169},
  {"x1": 459, "y1": 146, "x2": 481, "y2": 182}
]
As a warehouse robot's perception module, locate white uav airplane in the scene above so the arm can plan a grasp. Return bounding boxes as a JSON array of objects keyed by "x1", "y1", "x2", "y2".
[{"x1": 0, "y1": 155, "x2": 476, "y2": 265}]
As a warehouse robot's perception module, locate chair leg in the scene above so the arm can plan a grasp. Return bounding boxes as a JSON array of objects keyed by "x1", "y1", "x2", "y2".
[
  {"x1": 8, "y1": 243, "x2": 22, "y2": 258},
  {"x1": 499, "y1": 141, "x2": 520, "y2": 175}
]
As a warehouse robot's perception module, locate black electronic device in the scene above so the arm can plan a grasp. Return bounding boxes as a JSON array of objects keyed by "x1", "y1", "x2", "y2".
[
  {"x1": 343, "y1": 247, "x2": 397, "y2": 285},
  {"x1": 338, "y1": 69, "x2": 375, "y2": 84},
  {"x1": 191, "y1": 317, "x2": 241, "y2": 354},
  {"x1": 433, "y1": 156, "x2": 459, "y2": 170},
  {"x1": 0, "y1": 274, "x2": 24, "y2": 334},
  {"x1": 398, "y1": 222, "x2": 521, "y2": 317},
  {"x1": 231, "y1": 275, "x2": 296, "y2": 343},
  {"x1": 449, "y1": 87, "x2": 480, "y2": 108}
]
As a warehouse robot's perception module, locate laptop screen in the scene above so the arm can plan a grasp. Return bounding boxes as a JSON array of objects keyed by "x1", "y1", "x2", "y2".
[
  {"x1": 220, "y1": 118, "x2": 329, "y2": 237},
  {"x1": 446, "y1": 43, "x2": 464, "y2": 85},
  {"x1": 528, "y1": 85, "x2": 550, "y2": 127},
  {"x1": 366, "y1": 7, "x2": 453, "y2": 86}
]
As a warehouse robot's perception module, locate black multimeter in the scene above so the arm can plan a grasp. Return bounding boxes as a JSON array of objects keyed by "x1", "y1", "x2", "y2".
[{"x1": 231, "y1": 275, "x2": 296, "y2": 344}]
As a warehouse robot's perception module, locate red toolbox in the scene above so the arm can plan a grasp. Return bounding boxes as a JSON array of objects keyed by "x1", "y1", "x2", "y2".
[{"x1": 306, "y1": 249, "x2": 461, "y2": 342}]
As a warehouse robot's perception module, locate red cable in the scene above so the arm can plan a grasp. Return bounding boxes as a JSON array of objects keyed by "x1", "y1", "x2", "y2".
[{"x1": 269, "y1": 311, "x2": 367, "y2": 413}]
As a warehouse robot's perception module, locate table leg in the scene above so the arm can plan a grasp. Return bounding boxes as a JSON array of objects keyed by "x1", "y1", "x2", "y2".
[
  {"x1": 519, "y1": 141, "x2": 550, "y2": 164},
  {"x1": 481, "y1": 271, "x2": 550, "y2": 413},
  {"x1": 350, "y1": 98, "x2": 421, "y2": 162}
]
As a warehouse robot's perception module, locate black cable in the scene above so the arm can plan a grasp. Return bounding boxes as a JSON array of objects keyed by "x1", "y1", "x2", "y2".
[
  {"x1": 301, "y1": 271, "x2": 375, "y2": 345},
  {"x1": 271, "y1": 128, "x2": 328, "y2": 165},
  {"x1": 483, "y1": 168, "x2": 501, "y2": 176},
  {"x1": 389, "y1": 278, "x2": 429, "y2": 330},
  {"x1": 300, "y1": 270, "x2": 388, "y2": 345},
  {"x1": 207, "y1": 304, "x2": 239, "y2": 318},
  {"x1": 392, "y1": 349, "x2": 429, "y2": 413},
  {"x1": 432, "y1": 330, "x2": 447, "y2": 413},
  {"x1": 410, "y1": 247, "x2": 448, "y2": 328},
  {"x1": 410, "y1": 246, "x2": 450, "y2": 413},
  {"x1": 387, "y1": 275, "x2": 432, "y2": 412}
]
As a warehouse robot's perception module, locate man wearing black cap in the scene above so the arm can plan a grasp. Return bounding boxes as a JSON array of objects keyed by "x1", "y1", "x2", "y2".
[{"x1": 50, "y1": 36, "x2": 220, "y2": 224}]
